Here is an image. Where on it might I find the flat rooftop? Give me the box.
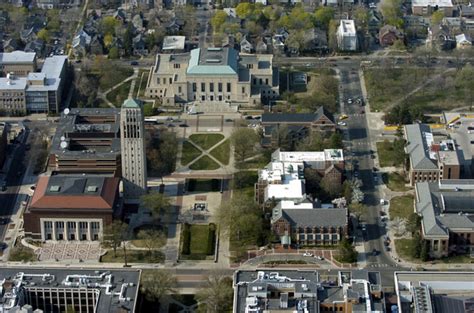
[0,268,140,313]
[50,108,121,158]
[339,19,356,35]
[162,36,185,50]
[412,0,453,7]
[0,51,36,64]
[272,149,344,162]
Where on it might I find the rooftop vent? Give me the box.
[207,47,222,51]
[50,185,61,192]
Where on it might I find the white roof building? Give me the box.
[337,20,357,51]
[162,36,186,51]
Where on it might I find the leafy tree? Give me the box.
[137,229,166,256]
[108,47,119,59]
[123,24,134,56]
[349,203,367,220]
[104,34,113,48]
[303,168,323,200]
[406,213,421,235]
[328,19,338,51]
[196,272,234,313]
[103,221,128,257]
[140,270,177,302]
[230,128,258,162]
[271,125,291,151]
[145,129,178,179]
[314,7,335,30]
[329,132,343,149]
[211,10,228,32]
[101,16,120,36]
[37,28,50,42]
[337,238,357,263]
[431,10,444,25]
[46,9,61,33]
[420,240,429,261]
[141,191,173,220]
[354,6,369,32]
[236,2,254,19]
[411,232,422,259]
[381,0,404,28]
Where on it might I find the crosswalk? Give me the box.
[367,263,390,268]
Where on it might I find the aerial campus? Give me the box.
[0,0,473,312]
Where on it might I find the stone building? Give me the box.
[145,47,279,107]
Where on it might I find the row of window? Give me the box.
[193,82,232,93]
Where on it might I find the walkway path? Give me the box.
[97,68,138,107]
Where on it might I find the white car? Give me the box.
[315,256,324,260]
[347,98,353,104]
[302,252,313,257]
[338,121,347,126]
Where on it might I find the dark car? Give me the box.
[225,118,233,122]
[0,218,9,225]
[179,123,188,127]
[130,61,139,66]
[372,249,378,256]
[1,183,7,192]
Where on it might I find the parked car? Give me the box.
[302,252,313,257]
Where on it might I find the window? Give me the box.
[218,83,222,92]
[201,95,205,101]
[210,83,214,92]
[169,77,172,84]
[178,86,182,93]
[227,83,231,92]
[253,78,257,85]
[192,83,197,92]
[219,95,222,101]
[210,95,214,101]
[157,77,160,84]
[247,64,253,69]
[242,87,246,94]
[173,63,180,69]
[201,83,205,92]
[259,78,262,85]
[265,78,269,85]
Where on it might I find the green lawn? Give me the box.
[235,154,270,170]
[383,172,411,192]
[190,225,212,255]
[438,255,474,264]
[209,140,230,165]
[106,80,132,107]
[97,66,134,91]
[181,141,202,166]
[189,134,225,150]
[376,141,405,168]
[189,155,220,170]
[181,224,216,259]
[394,238,421,263]
[100,249,164,263]
[390,195,415,221]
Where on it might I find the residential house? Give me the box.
[24,39,45,57]
[455,33,472,48]
[255,149,344,205]
[72,30,92,57]
[271,200,348,246]
[415,180,474,258]
[405,124,461,186]
[442,17,462,33]
[162,36,186,53]
[146,47,279,106]
[166,18,184,34]
[90,36,104,55]
[368,10,383,34]
[132,14,145,33]
[411,0,454,16]
[23,174,121,242]
[459,2,474,18]
[20,27,37,44]
[132,34,148,55]
[240,36,253,54]
[302,28,328,53]
[428,25,456,50]
[255,38,268,54]
[261,107,336,147]
[1,38,21,53]
[379,25,404,46]
[337,20,357,51]
[113,8,127,23]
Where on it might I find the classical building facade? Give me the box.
[23,175,120,242]
[145,47,279,106]
[120,99,147,201]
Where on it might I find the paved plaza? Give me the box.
[36,242,104,261]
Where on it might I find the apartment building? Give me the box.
[412,0,454,16]
[405,124,461,185]
[146,47,279,106]
[0,55,67,115]
[255,149,344,205]
[415,180,474,258]
[337,20,357,51]
[0,51,37,76]
[271,200,348,246]
[48,108,122,176]
[23,174,120,242]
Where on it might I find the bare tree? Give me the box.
[137,229,167,256]
[141,270,177,302]
[196,271,234,313]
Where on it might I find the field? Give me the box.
[390,195,415,221]
[181,141,202,166]
[189,155,220,170]
[106,80,132,107]
[209,140,230,165]
[189,134,225,150]
[383,172,411,192]
[180,224,216,260]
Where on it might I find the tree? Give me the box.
[328,19,338,51]
[123,24,134,57]
[336,238,357,263]
[103,221,128,258]
[271,125,291,151]
[411,232,422,259]
[211,10,228,33]
[431,10,444,25]
[37,28,50,42]
[236,2,254,19]
[329,132,343,149]
[321,175,342,199]
[196,271,234,313]
[101,16,120,36]
[141,192,173,220]
[137,229,166,256]
[140,270,177,302]
[349,203,367,220]
[420,240,429,261]
[381,0,404,28]
[104,34,114,48]
[406,213,422,235]
[108,47,119,59]
[143,103,157,116]
[230,128,258,163]
[354,6,369,33]
[146,129,178,179]
[314,7,335,30]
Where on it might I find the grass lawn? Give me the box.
[189,155,220,170]
[106,80,132,107]
[438,254,474,264]
[190,225,211,255]
[100,249,164,263]
[181,141,202,166]
[181,224,216,260]
[383,172,411,192]
[137,70,150,98]
[394,238,421,263]
[9,245,37,262]
[209,140,230,165]
[376,141,405,167]
[235,154,270,170]
[390,195,414,221]
[189,134,225,150]
[97,66,134,91]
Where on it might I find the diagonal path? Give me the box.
[185,137,227,168]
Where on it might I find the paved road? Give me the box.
[338,64,405,271]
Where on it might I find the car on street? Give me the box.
[338,121,347,126]
[0,218,9,225]
[315,256,324,260]
[167,123,175,127]
[372,249,378,256]
[1,182,6,192]
[225,118,233,122]
[130,61,139,66]
[179,123,188,127]
[347,98,353,104]
[339,114,348,120]
[302,252,313,257]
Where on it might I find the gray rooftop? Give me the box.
[45,175,108,196]
[41,55,67,79]
[50,108,121,159]
[415,181,474,238]
[0,51,36,64]
[405,124,438,170]
[272,204,348,228]
[0,268,140,313]
[262,107,335,124]
[187,47,238,75]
